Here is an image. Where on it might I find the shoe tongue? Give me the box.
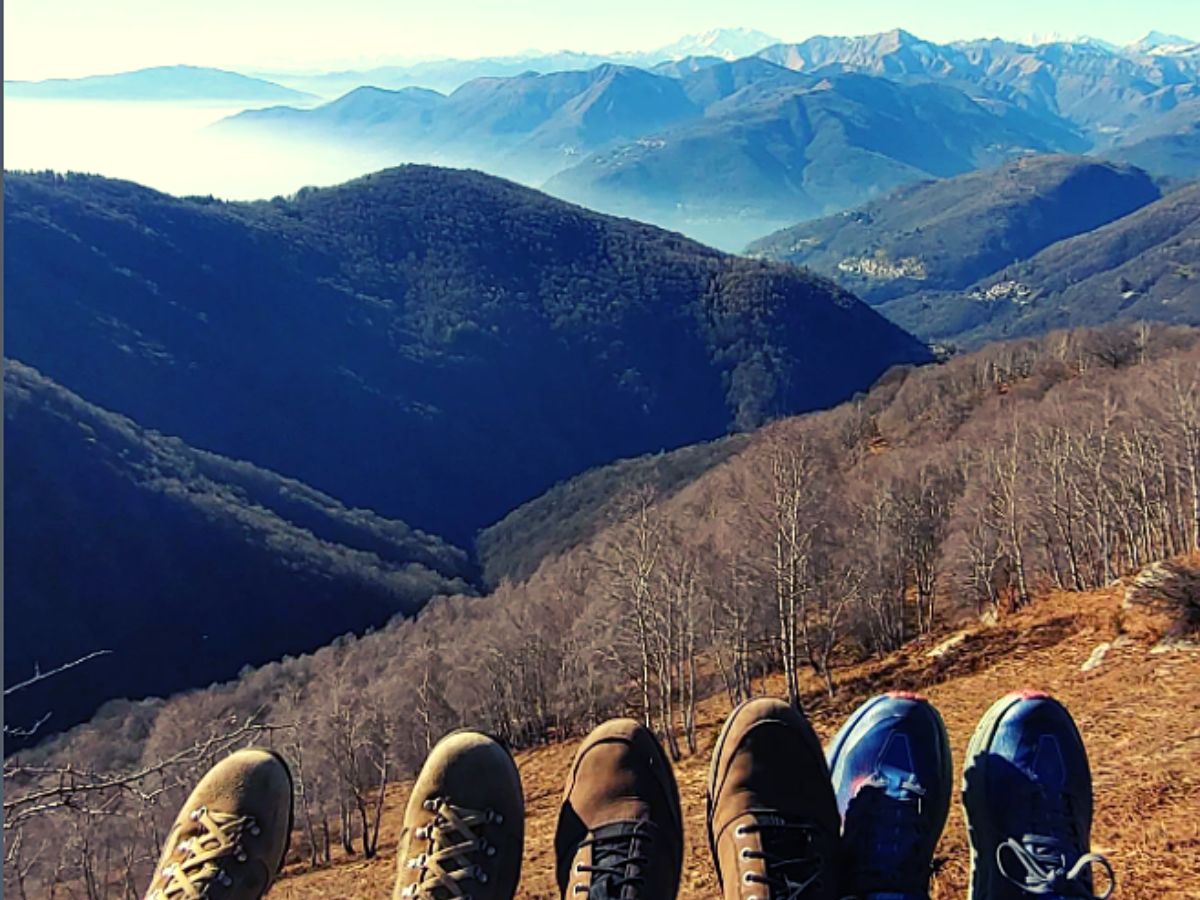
[586,821,656,900]
[843,779,927,897]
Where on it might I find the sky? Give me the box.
[5,0,1200,81]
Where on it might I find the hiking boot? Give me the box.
[826,692,952,899]
[144,748,293,900]
[394,730,524,900]
[707,698,839,900]
[555,719,683,899]
[962,692,1115,900]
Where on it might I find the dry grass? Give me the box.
[273,580,1200,900]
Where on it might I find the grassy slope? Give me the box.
[269,569,1200,900]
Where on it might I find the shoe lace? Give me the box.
[996,788,1115,899]
[736,819,826,900]
[573,822,654,898]
[843,773,930,894]
[152,806,260,900]
[401,797,501,900]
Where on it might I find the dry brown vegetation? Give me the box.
[266,572,1200,900]
[7,323,1200,897]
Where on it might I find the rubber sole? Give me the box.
[259,747,297,875]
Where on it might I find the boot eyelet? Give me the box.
[740,848,751,859]
[743,873,755,884]
[735,825,748,837]
[423,799,438,812]
[487,846,497,857]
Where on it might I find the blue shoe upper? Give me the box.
[827,693,952,900]
[966,693,1113,899]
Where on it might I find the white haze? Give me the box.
[3,99,400,200]
[2,99,779,250]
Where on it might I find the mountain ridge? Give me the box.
[4,359,475,741]
[747,156,1162,304]
[4,166,931,548]
[5,64,316,103]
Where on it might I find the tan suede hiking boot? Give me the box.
[707,699,840,900]
[144,748,293,900]
[393,730,525,900]
[554,719,683,900]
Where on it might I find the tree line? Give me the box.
[6,323,1200,898]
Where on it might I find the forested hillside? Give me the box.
[747,157,1161,303]
[4,167,930,548]
[882,182,1200,346]
[4,361,474,741]
[9,324,1198,897]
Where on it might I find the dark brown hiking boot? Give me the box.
[555,719,683,900]
[393,730,525,900]
[144,748,293,900]
[707,698,840,900]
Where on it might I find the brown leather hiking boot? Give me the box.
[393,730,525,900]
[555,719,683,900]
[144,748,293,900]
[707,699,840,900]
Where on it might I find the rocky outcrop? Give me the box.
[1124,559,1200,634]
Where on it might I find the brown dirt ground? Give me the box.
[273,579,1200,900]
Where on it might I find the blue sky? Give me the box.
[5,0,1200,80]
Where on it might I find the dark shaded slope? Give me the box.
[4,168,931,547]
[748,156,1161,303]
[476,434,749,586]
[3,361,474,742]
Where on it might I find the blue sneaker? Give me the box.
[827,692,952,900]
[962,692,1115,900]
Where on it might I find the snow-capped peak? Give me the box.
[650,28,783,62]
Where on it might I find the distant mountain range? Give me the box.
[1107,96,1200,180]
[5,359,474,740]
[221,55,1087,248]
[751,157,1200,347]
[753,29,1200,144]
[256,28,784,97]
[4,64,316,103]
[12,29,1200,248]
[208,28,1200,247]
